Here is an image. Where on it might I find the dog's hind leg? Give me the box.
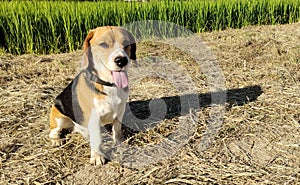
[49,105,74,146]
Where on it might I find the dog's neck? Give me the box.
[83,69,114,87]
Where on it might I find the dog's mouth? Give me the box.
[112,71,128,88]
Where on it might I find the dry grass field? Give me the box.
[1,22,299,184]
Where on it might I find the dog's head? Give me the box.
[82,26,136,88]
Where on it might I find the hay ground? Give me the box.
[1,22,300,184]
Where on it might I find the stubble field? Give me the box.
[0,22,299,184]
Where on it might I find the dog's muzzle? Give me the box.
[114,56,128,68]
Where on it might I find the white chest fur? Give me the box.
[93,86,129,125]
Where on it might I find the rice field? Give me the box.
[0,0,299,54]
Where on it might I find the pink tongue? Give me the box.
[112,71,128,88]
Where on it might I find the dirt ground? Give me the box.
[0,22,299,184]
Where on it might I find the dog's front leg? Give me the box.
[113,104,126,145]
[88,108,106,165]
[112,119,123,145]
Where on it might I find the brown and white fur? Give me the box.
[49,26,136,165]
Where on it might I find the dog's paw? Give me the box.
[50,138,63,146]
[90,154,105,166]
[113,137,122,145]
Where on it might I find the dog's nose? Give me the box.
[114,56,128,68]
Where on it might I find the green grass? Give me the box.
[0,0,299,54]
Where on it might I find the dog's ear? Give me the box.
[82,29,95,68]
[128,32,137,60]
[130,42,137,60]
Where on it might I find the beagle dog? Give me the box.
[49,26,136,165]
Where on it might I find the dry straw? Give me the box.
[1,22,300,184]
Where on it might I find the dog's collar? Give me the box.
[83,69,115,87]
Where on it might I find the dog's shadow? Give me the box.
[120,85,263,138]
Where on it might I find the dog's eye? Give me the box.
[99,42,109,48]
